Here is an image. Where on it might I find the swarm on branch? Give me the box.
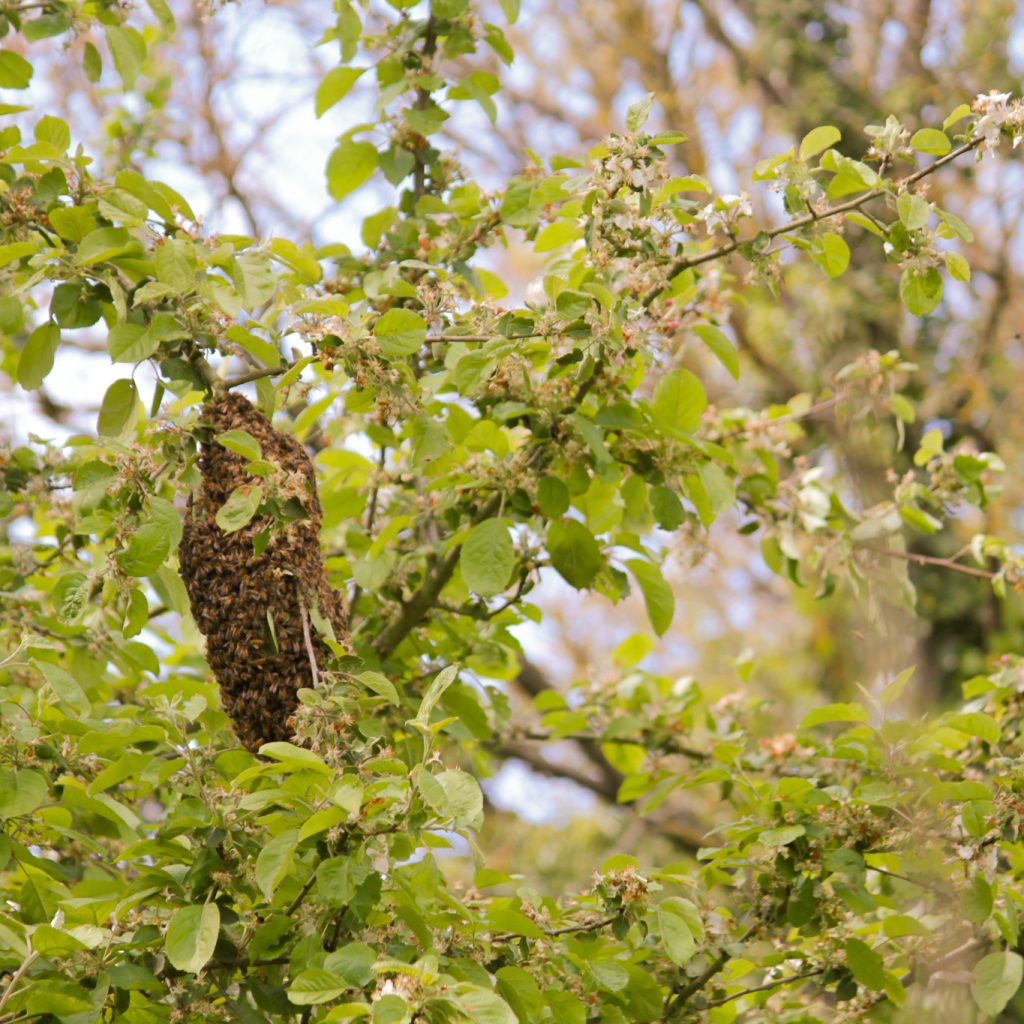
[179,393,349,751]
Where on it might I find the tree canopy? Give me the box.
[3,1,1024,1022]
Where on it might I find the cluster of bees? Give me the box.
[179,393,349,751]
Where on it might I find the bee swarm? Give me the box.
[179,392,349,751]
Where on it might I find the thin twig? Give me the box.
[704,967,824,1008]
[0,951,39,1016]
[870,866,953,898]
[492,915,618,942]
[284,872,319,918]
[298,600,320,689]
[858,543,995,580]
[519,730,707,762]
[350,444,388,622]
[661,928,755,1021]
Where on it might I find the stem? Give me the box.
[0,951,39,1016]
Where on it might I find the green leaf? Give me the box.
[156,238,199,292]
[83,41,102,82]
[534,220,581,252]
[99,188,149,226]
[487,906,546,939]
[255,829,299,899]
[799,125,841,161]
[899,266,942,315]
[35,115,70,152]
[897,192,931,230]
[460,518,515,597]
[693,324,739,380]
[413,665,459,727]
[17,322,61,390]
[116,523,171,577]
[548,519,604,589]
[944,250,971,282]
[216,430,263,462]
[910,128,951,155]
[800,702,867,728]
[259,742,332,773]
[325,943,376,986]
[685,463,734,527]
[373,995,410,1024]
[355,671,400,705]
[943,104,972,130]
[435,770,484,829]
[36,661,88,713]
[657,897,702,966]
[98,379,139,437]
[760,824,805,847]
[809,231,850,278]
[105,24,146,88]
[52,570,90,623]
[0,768,48,818]
[537,476,570,517]
[215,484,263,533]
[316,66,365,118]
[374,308,427,359]
[453,989,516,1024]
[496,966,544,1024]
[76,226,138,265]
[326,139,378,201]
[25,982,93,1017]
[626,92,655,133]
[625,559,674,635]
[652,368,706,435]
[288,969,350,1006]
[165,904,219,973]
[880,665,914,706]
[945,712,1000,745]
[972,951,1023,1016]
[845,938,885,991]
[0,50,33,89]
[108,323,156,363]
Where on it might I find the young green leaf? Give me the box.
[460,518,515,597]
[799,125,841,160]
[164,904,219,974]
[326,139,377,201]
[625,559,675,635]
[374,308,427,359]
[215,484,263,533]
[17,322,61,390]
[972,951,1023,1017]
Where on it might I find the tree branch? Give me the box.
[642,135,985,305]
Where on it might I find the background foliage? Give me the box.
[4,0,1024,1021]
